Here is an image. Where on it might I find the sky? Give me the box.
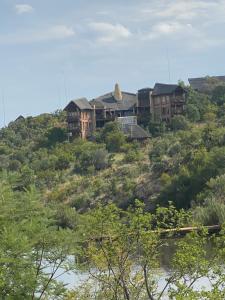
[1,0,225,127]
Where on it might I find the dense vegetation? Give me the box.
[1,85,225,298]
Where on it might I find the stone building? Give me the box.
[150,83,186,122]
[64,98,95,139]
[63,82,186,140]
[90,83,137,128]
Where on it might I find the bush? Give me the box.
[211,85,225,106]
[123,149,142,163]
[74,142,110,174]
[185,104,200,122]
[105,131,126,152]
[92,149,110,170]
[101,122,121,141]
[171,115,189,131]
[46,127,67,147]
[55,156,70,170]
[8,160,21,171]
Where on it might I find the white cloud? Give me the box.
[44,25,75,40]
[0,25,75,45]
[145,21,193,40]
[89,22,132,44]
[15,4,34,14]
[141,0,218,21]
[156,1,217,20]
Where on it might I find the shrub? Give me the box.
[46,127,67,147]
[211,85,225,106]
[185,104,200,122]
[92,148,110,170]
[124,150,142,163]
[8,160,21,171]
[105,131,126,152]
[171,115,189,131]
[55,156,70,170]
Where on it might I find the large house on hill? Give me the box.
[64,98,95,139]
[64,82,186,140]
[150,83,186,122]
[90,83,137,128]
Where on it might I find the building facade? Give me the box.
[64,98,95,139]
[64,83,186,140]
[150,83,186,122]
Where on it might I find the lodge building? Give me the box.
[64,82,186,140]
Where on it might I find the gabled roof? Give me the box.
[90,91,137,111]
[15,115,25,121]
[121,124,150,140]
[64,98,93,111]
[152,83,182,96]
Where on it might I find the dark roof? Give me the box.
[15,115,25,121]
[138,87,153,92]
[188,76,225,93]
[90,91,137,111]
[64,98,93,111]
[121,124,150,140]
[152,83,182,96]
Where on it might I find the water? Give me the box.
[55,241,220,298]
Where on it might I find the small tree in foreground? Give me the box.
[69,202,225,300]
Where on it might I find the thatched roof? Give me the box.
[152,83,184,96]
[64,98,93,111]
[90,91,137,111]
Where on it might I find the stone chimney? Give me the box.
[113,83,123,101]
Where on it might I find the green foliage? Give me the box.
[171,115,190,131]
[45,127,67,147]
[186,103,200,122]
[148,121,166,137]
[71,203,225,299]
[0,179,76,299]
[100,122,126,152]
[74,142,110,174]
[211,85,225,106]
[186,88,212,120]
[105,131,126,152]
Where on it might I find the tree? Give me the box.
[185,104,200,122]
[105,131,126,152]
[69,202,225,299]
[0,179,76,299]
[171,115,189,131]
[212,85,225,106]
[46,127,67,147]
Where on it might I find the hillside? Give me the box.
[1,86,225,298]
[1,86,225,227]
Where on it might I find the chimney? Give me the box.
[114,83,122,101]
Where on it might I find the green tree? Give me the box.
[211,85,225,106]
[0,179,76,299]
[185,104,200,122]
[171,115,189,131]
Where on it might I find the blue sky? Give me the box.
[1,0,225,127]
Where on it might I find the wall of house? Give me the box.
[151,95,171,122]
[80,111,93,139]
[150,92,185,122]
[170,93,186,116]
[137,89,151,116]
